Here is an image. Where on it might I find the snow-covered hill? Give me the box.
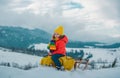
[0,64,120,78]
[29,43,120,63]
[0,26,51,48]
[0,47,42,71]
[0,47,120,78]
[28,43,48,50]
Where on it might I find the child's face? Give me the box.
[53,33,60,38]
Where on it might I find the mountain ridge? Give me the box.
[0,26,120,49]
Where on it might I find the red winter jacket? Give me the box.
[52,35,68,55]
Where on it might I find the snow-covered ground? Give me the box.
[28,43,120,68]
[0,49,41,66]
[0,65,120,78]
[28,43,48,50]
[29,43,120,61]
[67,48,120,61]
[0,47,120,78]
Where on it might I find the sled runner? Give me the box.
[74,53,93,70]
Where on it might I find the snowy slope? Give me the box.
[67,48,119,62]
[0,49,41,67]
[28,43,48,50]
[30,43,119,58]
[0,65,120,78]
[0,48,120,78]
[29,43,120,64]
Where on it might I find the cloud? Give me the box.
[0,0,120,43]
[62,1,83,10]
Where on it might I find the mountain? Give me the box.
[67,41,120,48]
[0,26,51,49]
[67,41,102,48]
[95,43,120,48]
[0,26,120,49]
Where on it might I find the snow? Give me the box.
[0,47,120,78]
[0,50,41,66]
[28,43,48,50]
[67,48,120,66]
[29,43,120,62]
[0,66,120,78]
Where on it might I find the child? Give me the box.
[47,26,68,70]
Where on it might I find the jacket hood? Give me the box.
[61,35,68,43]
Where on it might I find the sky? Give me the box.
[0,0,120,43]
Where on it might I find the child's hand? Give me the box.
[48,52,52,56]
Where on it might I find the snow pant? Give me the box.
[51,54,64,68]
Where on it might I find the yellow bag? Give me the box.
[40,56,55,66]
[40,56,75,71]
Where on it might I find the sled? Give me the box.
[40,55,75,71]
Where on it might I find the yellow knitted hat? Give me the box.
[54,26,64,35]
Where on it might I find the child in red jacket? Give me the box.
[47,26,68,70]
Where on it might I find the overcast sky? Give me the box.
[0,0,120,43]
